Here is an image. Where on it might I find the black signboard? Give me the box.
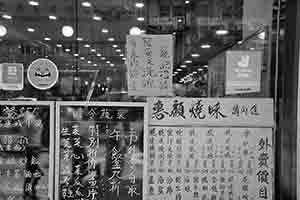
[0,101,54,200]
[55,102,147,200]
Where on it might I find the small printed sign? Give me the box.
[226,51,262,94]
[0,63,24,91]
[27,58,59,90]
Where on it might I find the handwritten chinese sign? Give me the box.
[126,34,174,96]
[148,98,274,127]
[144,127,273,200]
[55,102,147,200]
[0,101,54,200]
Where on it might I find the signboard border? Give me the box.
[0,101,55,200]
[54,101,148,200]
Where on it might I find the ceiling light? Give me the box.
[2,14,12,20]
[97,53,101,57]
[49,15,57,20]
[87,60,92,64]
[185,0,190,4]
[191,53,200,58]
[113,44,118,48]
[28,1,39,6]
[238,41,243,44]
[135,2,144,8]
[80,57,85,60]
[93,15,102,21]
[174,72,178,74]
[119,54,124,57]
[84,44,90,48]
[0,25,7,37]
[106,61,111,64]
[27,28,35,32]
[56,44,62,48]
[101,57,106,60]
[65,48,71,52]
[77,37,83,41]
[178,19,183,23]
[108,37,115,42]
[101,28,109,33]
[180,65,187,68]
[122,57,126,60]
[130,26,142,35]
[82,1,92,7]
[192,71,197,74]
[204,65,208,68]
[137,17,145,21]
[198,68,203,71]
[93,63,97,66]
[176,68,183,71]
[116,49,121,52]
[85,81,89,85]
[201,44,211,49]
[250,47,255,50]
[110,63,115,67]
[62,25,74,37]
[91,49,96,52]
[185,60,192,64]
[44,37,51,41]
[216,29,229,35]
[74,53,79,57]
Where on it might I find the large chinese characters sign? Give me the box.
[0,101,54,200]
[55,102,147,200]
[145,98,274,200]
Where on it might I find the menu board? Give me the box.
[126,34,174,97]
[55,102,147,200]
[145,98,274,200]
[0,101,54,200]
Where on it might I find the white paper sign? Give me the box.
[126,35,173,96]
[144,127,273,200]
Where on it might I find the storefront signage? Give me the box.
[126,34,174,96]
[0,101,54,200]
[27,59,59,90]
[226,51,262,95]
[0,63,24,91]
[148,97,274,127]
[55,102,147,200]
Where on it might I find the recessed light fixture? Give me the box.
[250,47,255,50]
[191,53,200,58]
[201,44,211,49]
[106,61,111,64]
[27,28,35,32]
[2,14,12,20]
[0,25,7,37]
[101,57,106,60]
[185,0,190,4]
[93,15,102,21]
[135,2,144,8]
[192,71,197,74]
[74,53,79,57]
[93,63,97,66]
[49,15,57,20]
[56,44,62,48]
[82,1,92,7]
[129,26,142,35]
[180,65,187,68]
[77,37,83,41]
[65,48,71,52]
[185,60,192,64]
[28,1,39,6]
[216,29,229,35]
[137,17,145,21]
[178,19,183,23]
[84,44,90,48]
[110,63,115,67]
[87,60,92,64]
[62,25,74,37]
[116,49,121,52]
[101,28,109,33]
[44,37,51,41]
[91,49,96,52]
[108,37,115,42]
[122,57,126,61]
[174,72,178,74]
[97,53,101,57]
[80,57,85,60]
[119,54,124,57]
[204,65,208,68]
[113,44,118,48]
[176,68,183,71]
[198,68,203,71]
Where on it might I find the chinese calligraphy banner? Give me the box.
[126,34,174,96]
[0,101,54,200]
[55,102,147,200]
[144,127,273,200]
[148,98,274,127]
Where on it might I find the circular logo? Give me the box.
[27,58,59,90]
